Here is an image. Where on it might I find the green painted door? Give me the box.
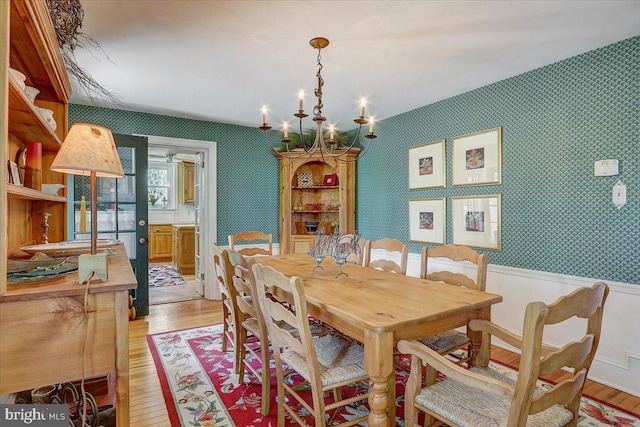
[70,134,149,316]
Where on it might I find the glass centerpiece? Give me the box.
[308,228,361,278]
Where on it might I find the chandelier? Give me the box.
[259,37,377,162]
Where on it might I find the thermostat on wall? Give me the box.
[594,159,619,176]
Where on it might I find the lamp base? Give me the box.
[78,253,108,283]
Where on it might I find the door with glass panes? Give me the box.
[71,134,149,316]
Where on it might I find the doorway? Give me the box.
[143,135,218,304]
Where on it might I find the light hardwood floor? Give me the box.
[129,299,640,426]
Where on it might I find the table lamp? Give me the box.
[51,123,124,283]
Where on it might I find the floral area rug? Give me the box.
[148,324,640,427]
[149,263,187,287]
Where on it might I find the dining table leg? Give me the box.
[364,329,395,427]
[468,306,491,368]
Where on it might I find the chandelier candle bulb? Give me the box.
[298,89,304,111]
[261,105,268,125]
[369,117,375,133]
[283,122,289,138]
[360,97,366,117]
[329,125,335,140]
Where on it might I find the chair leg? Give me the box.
[237,329,247,381]
[404,356,422,427]
[221,306,229,352]
[275,358,286,427]
[260,340,271,415]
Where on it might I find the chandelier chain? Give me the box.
[313,48,324,119]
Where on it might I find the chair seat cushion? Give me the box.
[419,330,470,354]
[414,366,573,427]
[241,317,261,339]
[281,334,367,387]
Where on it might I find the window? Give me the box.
[148,160,176,209]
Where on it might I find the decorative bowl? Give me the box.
[8,68,26,90]
[37,107,57,131]
[41,183,65,195]
[305,221,320,233]
[24,85,40,103]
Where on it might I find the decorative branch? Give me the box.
[47,0,125,106]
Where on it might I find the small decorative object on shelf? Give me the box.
[297,173,313,187]
[323,173,338,186]
[24,141,43,190]
[308,229,362,278]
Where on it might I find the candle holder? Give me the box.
[41,212,52,244]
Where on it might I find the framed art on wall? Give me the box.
[452,127,501,186]
[409,198,446,244]
[452,194,501,250]
[408,139,445,190]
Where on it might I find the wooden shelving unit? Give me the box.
[3,0,71,297]
[278,150,358,254]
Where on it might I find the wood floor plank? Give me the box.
[128,298,639,425]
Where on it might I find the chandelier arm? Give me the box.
[317,124,364,159]
[263,130,310,160]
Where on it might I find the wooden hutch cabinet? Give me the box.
[278,150,357,254]
[1,2,136,426]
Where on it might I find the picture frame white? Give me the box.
[452,127,501,186]
[409,197,446,244]
[452,194,501,250]
[8,160,22,186]
[408,139,446,190]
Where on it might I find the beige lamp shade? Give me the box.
[51,123,124,177]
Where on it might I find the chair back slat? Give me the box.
[528,369,586,415]
[426,271,478,289]
[421,244,488,291]
[229,231,273,256]
[539,335,594,376]
[545,282,608,324]
[365,238,409,274]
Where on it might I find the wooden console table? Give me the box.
[0,243,137,426]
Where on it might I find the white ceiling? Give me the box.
[70,1,640,131]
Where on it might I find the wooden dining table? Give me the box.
[252,253,503,427]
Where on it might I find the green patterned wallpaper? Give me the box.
[68,106,281,243]
[356,35,639,284]
[70,35,638,284]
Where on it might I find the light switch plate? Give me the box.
[613,180,626,209]
[594,159,619,176]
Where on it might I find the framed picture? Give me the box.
[409,198,446,244]
[452,194,501,250]
[408,139,445,190]
[323,174,338,186]
[8,161,22,186]
[452,127,501,186]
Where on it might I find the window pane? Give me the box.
[118,147,135,174]
[149,167,169,186]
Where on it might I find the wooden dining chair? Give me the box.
[212,244,240,366]
[398,281,609,427]
[364,237,409,274]
[227,250,272,415]
[251,262,370,427]
[417,244,488,366]
[228,231,273,256]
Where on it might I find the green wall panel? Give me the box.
[356,36,639,284]
[68,105,280,244]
